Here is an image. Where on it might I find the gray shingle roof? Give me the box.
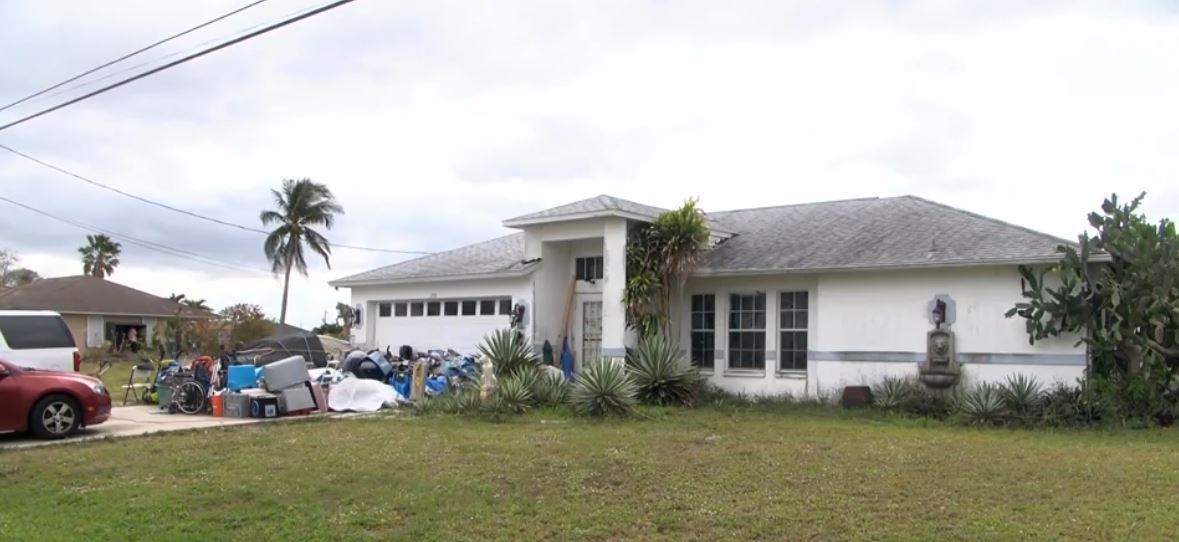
[0,276,211,318]
[696,196,1070,274]
[330,233,534,285]
[503,194,668,226]
[332,195,1073,286]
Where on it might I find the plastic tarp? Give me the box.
[328,377,399,412]
[236,333,329,368]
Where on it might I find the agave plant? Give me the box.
[496,376,534,414]
[571,360,638,417]
[477,329,538,379]
[958,383,1007,426]
[627,335,700,406]
[999,374,1043,420]
[533,372,571,407]
[872,376,915,410]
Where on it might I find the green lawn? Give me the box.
[2,407,1178,540]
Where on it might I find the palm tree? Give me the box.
[260,178,344,324]
[79,234,122,278]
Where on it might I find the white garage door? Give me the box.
[373,298,513,355]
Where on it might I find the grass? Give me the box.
[2,406,1179,540]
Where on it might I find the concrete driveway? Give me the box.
[0,405,264,450]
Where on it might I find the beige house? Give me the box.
[0,275,209,350]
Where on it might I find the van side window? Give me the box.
[0,316,76,349]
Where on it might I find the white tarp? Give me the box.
[328,377,399,412]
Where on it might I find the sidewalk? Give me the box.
[1,405,266,450]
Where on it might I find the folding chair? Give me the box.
[122,362,155,406]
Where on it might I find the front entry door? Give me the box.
[581,301,603,369]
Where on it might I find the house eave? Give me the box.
[330,267,537,288]
[690,254,1110,278]
[502,210,657,228]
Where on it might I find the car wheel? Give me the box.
[30,394,82,440]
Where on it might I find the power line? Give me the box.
[0,0,360,133]
[0,0,270,114]
[0,194,270,275]
[0,142,433,255]
[11,1,328,111]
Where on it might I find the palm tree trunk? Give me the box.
[279,250,294,324]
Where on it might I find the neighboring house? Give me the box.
[0,275,209,350]
[330,195,1086,396]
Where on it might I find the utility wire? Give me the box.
[0,0,359,133]
[0,194,269,275]
[0,0,270,114]
[12,1,328,111]
[0,142,433,255]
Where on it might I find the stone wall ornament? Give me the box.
[919,295,961,388]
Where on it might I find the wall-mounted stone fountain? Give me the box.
[919,295,961,388]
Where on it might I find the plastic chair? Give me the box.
[121,362,155,405]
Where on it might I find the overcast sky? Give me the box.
[1,0,1177,329]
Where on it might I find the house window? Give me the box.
[690,294,715,370]
[575,256,604,281]
[779,292,809,372]
[499,299,512,315]
[444,301,459,316]
[410,302,424,317]
[378,303,391,318]
[728,292,765,370]
[480,299,496,315]
[427,301,441,316]
[461,300,477,316]
[394,303,407,317]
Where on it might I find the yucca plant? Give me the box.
[496,376,534,414]
[477,329,538,379]
[571,360,638,417]
[999,374,1043,422]
[533,372,571,407]
[958,383,1007,426]
[872,376,915,410]
[627,335,700,406]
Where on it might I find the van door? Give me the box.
[0,315,78,372]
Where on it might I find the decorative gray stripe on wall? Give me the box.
[809,351,1086,366]
[601,347,627,358]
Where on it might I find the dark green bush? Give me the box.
[571,361,637,417]
[627,335,700,406]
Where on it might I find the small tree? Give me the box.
[1007,193,1179,397]
[79,234,122,278]
[0,249,39,288]
[220,303,274,344]
[624,199,711,338]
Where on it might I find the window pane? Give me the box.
[480,300,496,315]
[781,331,793,351]
[780,292,793,310]
[780,312,794,329]
[704,295,714,311]
[691,313,703,330]
[0,316,75,349]
[444,301,458,316]
[797,310,808,329]
[410,302,424,316]
[797,292,808,310]
[703,313,714,329]
[499,299,512,315]
[692,295,703,312]
[754,312,765,329]
[796,331,807,351]
[755,293,765,311]
[378,303,391,317]
[730,294,741,311]
[795,351,808,370]
[461,301,477,316]
[394,303,407,317]
[427,302,440,316]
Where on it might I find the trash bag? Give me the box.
[328,377,397,412]
[425,375,448,396]
[389,372,411,399]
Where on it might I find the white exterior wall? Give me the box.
[679,266,1086,397]
[348,277,531,355]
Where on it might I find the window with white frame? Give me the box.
[394,303,407,317]
[779,291,808,372]
[410,302,424,316]
[728,292,766,370]
[690,294,715,370]
[378,303,391,317]
[575,256,604,281]
[461,300,477,316]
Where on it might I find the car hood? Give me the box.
[20,368,102,387]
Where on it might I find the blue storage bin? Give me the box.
[227,364,259,391]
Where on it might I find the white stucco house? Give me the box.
[329,194,1085,397]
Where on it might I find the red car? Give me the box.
[0,359,111,439]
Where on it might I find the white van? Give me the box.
[0,310,80,372]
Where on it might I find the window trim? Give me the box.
[778,291,809,373]
[575,256,604,282]
[727,292,766,371]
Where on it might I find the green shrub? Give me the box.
[627,335,700,406]
[902,385,957,420]
[477,329,538,379]
[872,376,916,410]
[958,383,1007,426]
[999,374,1043,423]
[496,376,534,414]
[571,361,637,417]
[533,372,571,407]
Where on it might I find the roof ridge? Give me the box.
[708,196,883,216]
[901,195,1075,246]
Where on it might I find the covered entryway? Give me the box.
[572,295,602,370]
